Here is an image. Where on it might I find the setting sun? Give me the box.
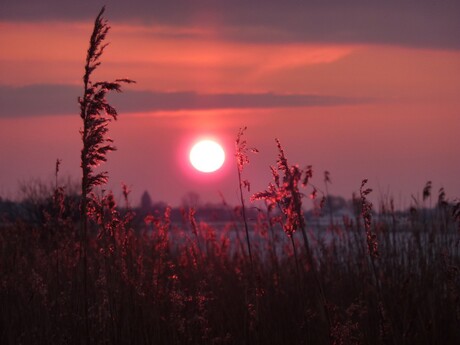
[189,139,225,173]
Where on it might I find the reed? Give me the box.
[78,6,134,343]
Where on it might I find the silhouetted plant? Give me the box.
[453,200,460,232]
[79,6,135,222]
[252,138,333,341]
[235,127,258,268]
[251,139,305,237]
[360,180,379,259]
[324,170,334,226]
[360,179,393,344]
[423,180,432,202]
[78,6,134,341]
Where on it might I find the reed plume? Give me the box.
[78,7,134,342]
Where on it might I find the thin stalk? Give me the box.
[235,127,257,270]
[237,166,254,269]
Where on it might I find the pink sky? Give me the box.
[1,2,459,208]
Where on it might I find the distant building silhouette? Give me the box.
[140,190,152,211]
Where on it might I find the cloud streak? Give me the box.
[1,0,459,50]
[0,84,369,118]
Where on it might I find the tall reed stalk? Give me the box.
[78,6,134,342]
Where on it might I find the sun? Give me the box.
[189,140,225,173]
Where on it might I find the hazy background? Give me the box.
[1,0,459,208]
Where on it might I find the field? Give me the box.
[1,177,459,345]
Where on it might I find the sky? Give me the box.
[1,0,459,209]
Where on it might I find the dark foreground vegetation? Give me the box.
[1,7,459,345]
[1,178,460,345]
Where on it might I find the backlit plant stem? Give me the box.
[235,127,257,269]
[79,6,134,343]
